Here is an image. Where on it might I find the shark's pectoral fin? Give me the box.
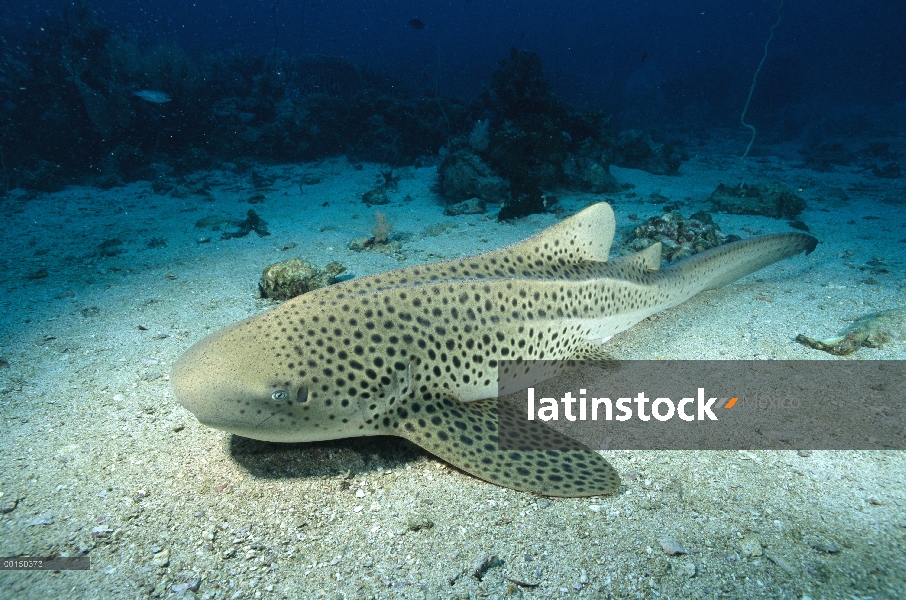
[394,394,620,497]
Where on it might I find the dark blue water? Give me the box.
[4,0,904,113]
[1,0,904,190]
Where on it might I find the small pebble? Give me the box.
[27,514,53,526]
[681,561,696,577]
[808,539,840,553]
[472,554,501,580]
[766,551,796,574]
[658,537,687,556]
[740,535,763,557]
[151,548,170,567]
[355,489,365,498]
[406,514,434,532]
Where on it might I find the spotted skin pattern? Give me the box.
[172,203,817,497]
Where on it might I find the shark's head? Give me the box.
[171,308,360,443]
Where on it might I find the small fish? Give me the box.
[408,18,425,30]
[131,90,172,104]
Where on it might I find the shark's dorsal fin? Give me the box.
[629,242,662,271]
[482,202,616,266]
[331,203,617,295]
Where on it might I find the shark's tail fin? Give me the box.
[668,232,817,292]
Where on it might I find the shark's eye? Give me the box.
[271,390,288,402]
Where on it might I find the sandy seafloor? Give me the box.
[1,132,904,599]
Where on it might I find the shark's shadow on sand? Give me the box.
[226,434,428,482]
[226,395,616,489]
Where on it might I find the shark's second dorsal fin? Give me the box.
[485,202,616,266]
[630,242,662,271]
[601,241,662,279]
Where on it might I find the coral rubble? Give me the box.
[709,182,806,219]
[259,259,346,301]
[622,211,732,264]
[221,210,270,239]
[796,308,905,356]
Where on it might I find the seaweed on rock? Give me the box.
[0,6,682,201]
[437,48,660,219]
